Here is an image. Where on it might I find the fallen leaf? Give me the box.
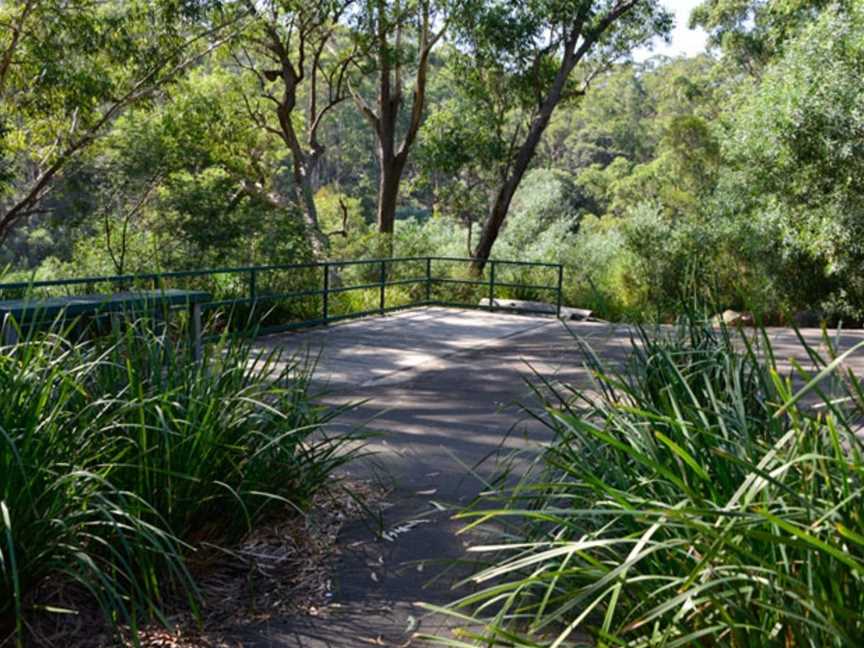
[405,615,418,633]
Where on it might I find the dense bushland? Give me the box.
[0,324,356,644]
[434,318,864,646]
[4,1,864,325]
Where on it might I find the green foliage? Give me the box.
[17,67,314,277]
[4,0,864,327]
[317,185,377,260]
[494,170,582,297]
[433,317,864,646]
[718,2,864,320]
[0,323,356,643]
[0,0,235,239]
[416,78,507,227]
[393,216,465,259]
[691,0,842,70]
[541,64,655,170]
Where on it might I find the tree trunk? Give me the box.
[469,2,639,274]
[308,144,325,191]
[376,151,407,234]
[278,91,328,257]
[471,105,559,274]
[289,149,327,256]
[374,4,400,236]
[351,0,442,241]
[470,44,581,274]
[295,182,328,257]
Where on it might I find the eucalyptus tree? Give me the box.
[348,0,449,237]
[0,0,240,243]
[448,0,672,272]
[691,0,843,73]
[233,0,360,256]
[416,54,510,253]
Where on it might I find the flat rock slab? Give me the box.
[478,298,592,320]
[240,311,864,647]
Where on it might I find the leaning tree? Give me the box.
[451,0,672,272]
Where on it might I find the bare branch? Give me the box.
[397,0,445,158]
[326,194,351,237]
[105,178,159,275]
[348,80,382,134]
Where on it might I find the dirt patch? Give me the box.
[14,481,385,648]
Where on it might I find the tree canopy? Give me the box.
[2,0,863,324]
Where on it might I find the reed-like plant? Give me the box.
[0,320,357,644]
[433,319,864,647]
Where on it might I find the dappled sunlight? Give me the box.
[254,309,864,486]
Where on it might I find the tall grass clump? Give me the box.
[436,318,864,646]
[0,321,357,644]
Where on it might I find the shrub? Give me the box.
[433,317,864,646]
[0,323,356,644]
[718,3,864,321]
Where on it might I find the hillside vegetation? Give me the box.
[2,1,862,323]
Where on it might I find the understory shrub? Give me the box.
[0,323,356,644]
[560,203,786,323]
[434,317,864,646]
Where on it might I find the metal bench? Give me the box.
[0,289,211,359]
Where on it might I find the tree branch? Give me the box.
[0,0,37,97]
[0,18,242,239]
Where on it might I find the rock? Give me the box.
[713,309,755,327]
[478,298,592,321]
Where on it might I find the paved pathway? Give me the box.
[236,308,864,647]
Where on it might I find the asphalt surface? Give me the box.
[236,308,864,647]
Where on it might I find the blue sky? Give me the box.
[635,0,710,60]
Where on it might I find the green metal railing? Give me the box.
[0,256,564,335]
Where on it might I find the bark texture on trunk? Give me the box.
[376,151,407,234]
[246,0,355,258]
[282,109,328,256]
[471,112,554,272]
[272,77,327,256]
[352,0,443,237]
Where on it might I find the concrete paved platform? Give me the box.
[255,307,557,388]
[234,309,864,647]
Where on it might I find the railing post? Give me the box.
[322,263,329,323]
[379,260,386,314]
[556,264,564,319]
[249,268,258,305]
[425,257,432,304]
[489,261,496,312]
[152,275,164,333]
